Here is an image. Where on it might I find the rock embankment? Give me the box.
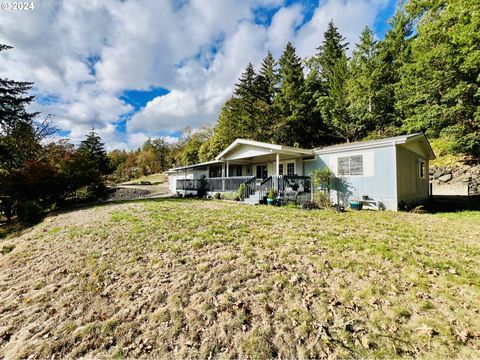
[430,164,480,195]
[106,187,152,201]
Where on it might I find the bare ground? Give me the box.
[0,199,479,359]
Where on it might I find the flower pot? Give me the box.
[267,198,274,206]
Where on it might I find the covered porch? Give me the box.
[167,139,314,203]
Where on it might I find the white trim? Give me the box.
[315,133,435,160]
[215,138,313,160]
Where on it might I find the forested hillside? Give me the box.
[177,0,479,165]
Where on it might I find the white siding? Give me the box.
[327,151,374,177]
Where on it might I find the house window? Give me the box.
[279,163,284,175]
[337,155,364,176]
[256,165,267,179]
[209,165,222,178]
[350,155,363,175]
[419,160,426,179]
[337,157,350,176]
[229,165,242,176]
[287,162,295,176]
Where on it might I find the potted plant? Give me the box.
[267,188,276,206]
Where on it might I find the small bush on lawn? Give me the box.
[301,201,318,210]
[313,191,330,208]
[223,192,240,201]
[17,200,45,224]
[214,192,222,200]
[238,183,245,201]
[197,175,208,198]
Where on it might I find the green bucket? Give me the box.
[349,201,363,211]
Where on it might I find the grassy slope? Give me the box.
[0,200,479,359]
[120,173,167,185]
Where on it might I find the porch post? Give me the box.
[275,153,280,176]
[222,162,225,191]
[226,161,229,177]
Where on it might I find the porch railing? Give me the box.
[244,176,257,199]
[176,177,254,193]
[259,176,273,200]
[207,176,253,192]
[176,178,202,191]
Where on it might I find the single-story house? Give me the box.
[167,133,435,210]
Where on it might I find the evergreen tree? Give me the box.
[317,53,361,142]
[313,23,359,141]
[234,63,258,119]
[274,42,306,146]
[256,51,278,104]
[316,20,348,85]
[0,44,41,173]
[77,129,111,175]
[374,11,412,135]
[347,26,380,136]
[397,0,480,156]
[252,52,279,142]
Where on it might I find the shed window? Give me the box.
[287,162,295,175]
[337,155,364,176]
[419,160,426,179]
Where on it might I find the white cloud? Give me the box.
[295,0,389,58]
[267,4,304,54]
[0,0,391,149]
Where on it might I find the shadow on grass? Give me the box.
[426,195,480,213]
[0,195,183,239]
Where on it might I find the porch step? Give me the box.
[244,191,261,205]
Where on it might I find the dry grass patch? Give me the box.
[0,199,479,358]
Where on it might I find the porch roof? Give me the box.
[215,139,313,161]
[166,160,223,174]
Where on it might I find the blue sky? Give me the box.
[0,0,397,149]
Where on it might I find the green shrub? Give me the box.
[223,192,240,201]
[267,188,276,199]
[238,183,245,201]
[197,175,208,198]
[17,200,44,224]
[214,192,222,200]
[313,191,331,208]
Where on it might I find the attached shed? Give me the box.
[304,133,435,210]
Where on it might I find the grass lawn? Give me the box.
[0,199,479,358]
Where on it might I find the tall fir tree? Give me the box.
[256,51,278,104]
[347,26,380,137]
[0,44,41,173]
[374,11,412,135]
[273,42,306,146]
[234,63,258,119]
[315,20,349,85]
[77,129,111,175]
[253,52,279,142]
[313,22,359,141]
